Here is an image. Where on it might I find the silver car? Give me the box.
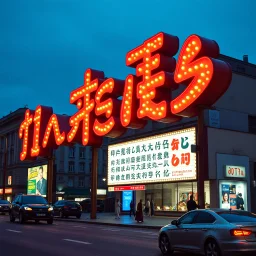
[159,209,256,255]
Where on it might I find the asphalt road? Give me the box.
[0,214,194,256]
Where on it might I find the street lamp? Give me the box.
[0,135,7,200]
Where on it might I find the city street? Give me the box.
[0,214,159,256]
[0,214,196,256]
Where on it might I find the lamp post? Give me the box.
[0,135,7,200]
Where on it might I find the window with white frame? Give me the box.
[79,162,85,172]
[79,147,85,158]
[69,147,75,158]
[68,161,75,173]
[78,177,85,187]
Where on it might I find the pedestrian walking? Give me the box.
[150,199,154,216]
[135,199,143,222]
[115,199,121,219]
[187,195,199,211]
[145,198,150,216]
[129,200,135,217]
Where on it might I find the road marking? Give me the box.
[101,228,120,232]
[6,229,22,233]
[132,230,156,234]
[73,225,87,228]
[63,239,91,245]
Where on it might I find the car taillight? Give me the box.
[63,206,68,209]
[230,229,252,236]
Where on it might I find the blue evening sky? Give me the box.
[0,0,255,118]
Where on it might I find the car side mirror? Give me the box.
[171,220,179,226]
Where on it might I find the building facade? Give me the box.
[108,54,256,215]
[0,109,108,202]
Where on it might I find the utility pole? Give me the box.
[90,147,98,219]
[197,108,208,209]
[47,149,54,204]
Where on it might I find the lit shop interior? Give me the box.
[133,181,210,213]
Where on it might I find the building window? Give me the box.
[79,162,85,172]
[68,177,74,187]
[145,182,198,212]
[68,161,75,173]
[69,147,75,158]
[78,177,85,187]
[57,175,64,182]
[79,147,85,159]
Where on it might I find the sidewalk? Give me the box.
[54,212,177,230]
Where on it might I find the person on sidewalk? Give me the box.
[115,199,121,219]
[129,200,135,217]
[135,199,143,223]
[187,195,199,212]
[150,199,154,216]
[145,199,150,216]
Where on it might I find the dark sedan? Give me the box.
[53,200,82,218]
[9,194,54,224]
[80,199,104,213]
[0,200,11,215]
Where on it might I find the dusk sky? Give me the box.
[0,0,255,118]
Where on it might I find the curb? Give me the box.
[54,217,162,230]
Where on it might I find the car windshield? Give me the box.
[218,211,256,223]
[22,196,47,204]
[0,200,9,204]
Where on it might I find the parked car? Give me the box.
[9,194,54,224]
[53,200,82,218]
[158,208,256,256]
[80,199,104,212]
[0,200,11,215]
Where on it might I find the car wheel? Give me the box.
[9,213,15,222]
[47,219,53,225]
[76,214,81,219]
[205,239,221,256]
[19,212,24,224]
[159,234,173,255]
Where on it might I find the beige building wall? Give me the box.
[214,73,256,115]
[207,127,256,210]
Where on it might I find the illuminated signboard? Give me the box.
[0,188,12,194]
[108,185,146,191]
[122,191,133,211]
[27,165,48,197]
[108,128,196,186]
[225,165,246,178]
[19,32,232,161]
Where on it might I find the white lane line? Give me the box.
[6,229,22,233]
[63,239,91,245]
[132,230,156,234]
[101,228,120,232]
[73,226,87,229]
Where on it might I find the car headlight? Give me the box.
[0,206,2,208]
[24,207,32,211]
[48,207,53,212]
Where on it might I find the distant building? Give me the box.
[0,109,108,202]
[108,54,256,215]
[1,54,256,215]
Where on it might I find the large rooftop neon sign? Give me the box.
[19,32,232,161]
